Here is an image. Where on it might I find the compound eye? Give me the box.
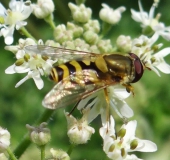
[129,53,144,83]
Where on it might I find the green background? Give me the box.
[0,0,170,159]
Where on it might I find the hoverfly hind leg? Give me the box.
[68,99,81,116]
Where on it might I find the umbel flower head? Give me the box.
[131,0,170,41]
[100,116,157,160]
[5,38,55,89]
[0,0,32,45]
[131,34,170,76]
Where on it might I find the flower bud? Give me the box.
[83,31,98,45]
[26,122,51,146]
[67,22,83,38]
[116,35,132,52]
[0,127,10,153]
[97,39,113,53]
[74,38,90,51]
[45,40,60,47]
[68,3,92,23]
[54,24,73,44]
[99,3,126,24]
[32,0,55,19]
[83,20,100,33]
[50,148,70,160]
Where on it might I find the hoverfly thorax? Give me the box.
[103,53,144,84]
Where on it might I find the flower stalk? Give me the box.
[6,147,18,160]
[19,27,37,43]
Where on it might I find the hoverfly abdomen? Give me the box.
[49,60,101,83]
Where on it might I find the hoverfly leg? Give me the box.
[123,83,134,96]
[104,88,110,133]
[68,99,81,116]
[122,116,129,124]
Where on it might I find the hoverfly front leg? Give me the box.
[123,83,134,96]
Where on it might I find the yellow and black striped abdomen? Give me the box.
[49,60,101,83]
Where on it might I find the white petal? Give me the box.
[114,87,131,99]
[155,47,170,57]
[148,65,160,76]
[16,21,27,30]
[5,64,16,74]
[99,116,116,139]
[0,3,6,15]
[14,65,30,73]
[110,98,133,118]
[123,120,137,141]
[5,36,14,45]
[126,154,142,160]
[15,75,29,88]
[131,9,143,22]
[135,139,157,152]
[119,102,134,118]
[156,62,170,74]
[32,73,44,90]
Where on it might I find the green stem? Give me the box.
[44,14,56,30]
[67,143,76,156]
[6,147,18,160]
[14,109,54,158]
[100,22,112,39]
[40,145,46,160]
[19,27,37,42]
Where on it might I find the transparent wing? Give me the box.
[42,70,112,110]
[25,45,97,61]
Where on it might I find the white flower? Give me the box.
[68,3,92,23]
[32,0,54,19]
[77,85,133,125]
[0,153,8,160]
[99,116,157,160]
[54,24,73,44]
[131,34,170,76]
[99,3,126,24]
[5,39,55,89]
[65,110,95,144]
[0,0,32,45]
[116,35,132,53]
[131,1,170,41]
[26,122,51,146]
[50,148,70,160]
[0,127,10,153]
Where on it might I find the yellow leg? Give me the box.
[122,83,134,96]
[104,88,110,132]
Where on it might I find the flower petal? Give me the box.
[135,139,157,152]
[156,62,170,74]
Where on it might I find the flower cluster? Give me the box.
[1,0,170,159]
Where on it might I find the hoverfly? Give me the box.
[25,45,144,110]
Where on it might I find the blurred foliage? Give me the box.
[0,0,170,159]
